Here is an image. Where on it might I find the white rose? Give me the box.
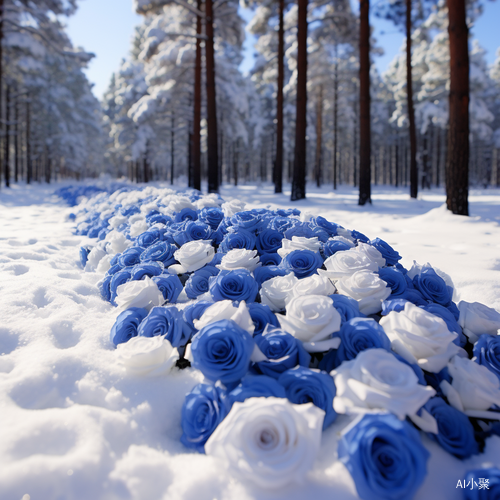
[167,195,196,213]
[332,349,436,420]
[260,274,298,312]
[277,236,321,258]
[108,214,128,229]
[221,198,246,217]
[194,300,255,335]
[115,276,164,312]
[171,240,214,274]
[458,300,500,343]
[217,249,261,273]
[440,356,500,418]
[277,295,341,352]
[205,397,324,489]
[318,249,379,280]
[380,302,462,373]
[354,242,386,268]
[129,219,149,237]
[105,230,132,254]
[195,194,221,209]
[116,335,178,376]
[287,274,336,301]
[335,270,391,315]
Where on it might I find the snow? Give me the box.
[1,180,499,500]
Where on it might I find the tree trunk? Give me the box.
[291,0,308,201]
[191,0,202,190]
[26,99,31,184]
[205,0,219,193]
[315,85,323,187]
[233,140,239,186]
[14,95,19,183]
[358,0,371,205]
[333,48,339,190]
[170,113,175,184]
[275,0,285,193]
[4,84,9,187]
[446,0,469,215]
[353,89,358,187]
[407,0,418,198]
[421,132,428,189]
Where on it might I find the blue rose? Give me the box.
[139,241,177,267]
[110,307,148,347]
[423,397,478,459]
[218,227,256,253]
[335,317,391,367]
[413,267,452,306]
[275,207,300,217]
[146,213,173,226]
[247,303,280,335]
[378,267,408,296]
[278,366,337,429]
[284,222,329,242]
[230,210,267,234]
[174,207,198,222]
[180,383,229,453]
[191,319,255,385]
[118,247,145,268]
[279,249,323,279]
[259,252,282,266]
[207,253,223,267]
[183,300,214,331]
[322,240,352,258]
[120,205,140,217]
[254,326,310,378]
[173,221,212,246]
[253,265,288,287]
[198,207,224,230]
[209,269,258,303]
[338,413,429,500]
[310,216,341,237]
[348,230,368,243]
[268,216,295,234]
[370,237,401,266]
[98,275,113,302]
[138,306,191,347]
[398,287,428,306]
[463,468,500,499]
[106,263,123,276]
[228,374,286,406]
[137,228,162,248]
[474,335,500,381]
[130,262,164,281]
[330,294,364,324]
[79,245,91,267]
[256,228,284,254]
[185,266,220,299]
[152,274,182,303]
[381,298,409,315]
[110,267,133,303]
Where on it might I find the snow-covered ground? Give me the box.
[1,180,499,500]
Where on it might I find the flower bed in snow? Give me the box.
[70,184,500,499]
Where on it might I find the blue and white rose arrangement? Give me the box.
[68,185,500,498]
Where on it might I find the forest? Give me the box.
[1,0,500,216]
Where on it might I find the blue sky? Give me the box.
[66,0,500,101]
